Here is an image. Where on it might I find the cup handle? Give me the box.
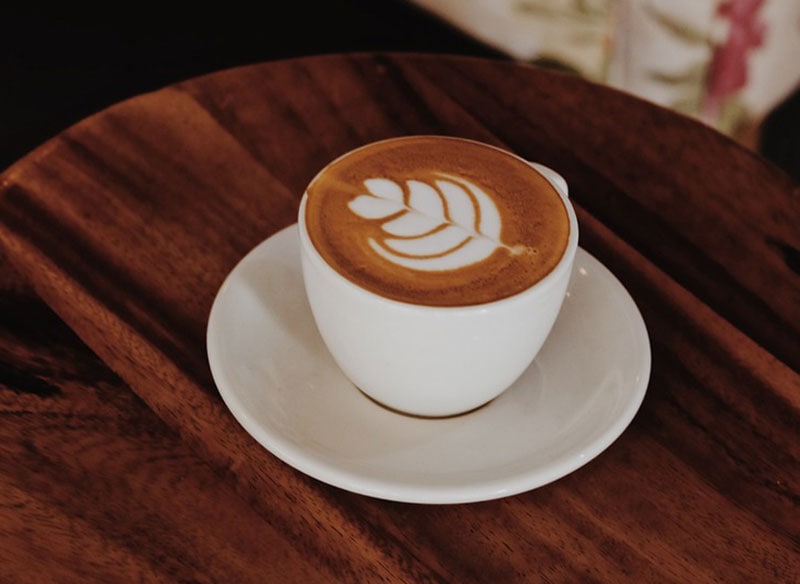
[528,162,569,198]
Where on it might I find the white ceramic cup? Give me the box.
[298,146,579,417]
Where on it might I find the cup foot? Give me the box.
[354,386,497,419]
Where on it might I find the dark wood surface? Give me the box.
[1,53,798,582]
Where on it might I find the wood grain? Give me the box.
[0,257,329,583]
[0,53,797,582]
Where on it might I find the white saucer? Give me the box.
[207,225,651,504]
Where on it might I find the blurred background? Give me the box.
[3,0,798,179]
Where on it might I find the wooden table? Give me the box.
[1,53,797,582]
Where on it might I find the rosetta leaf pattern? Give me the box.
[347,175,509,272]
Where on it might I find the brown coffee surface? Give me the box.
[304,136,570,306]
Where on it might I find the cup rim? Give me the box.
[298,135,580,312]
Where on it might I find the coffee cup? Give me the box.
[298,136,579,417]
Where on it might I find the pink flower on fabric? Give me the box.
[703,0,767,118]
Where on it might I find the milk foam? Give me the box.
[348,173,513,272]
[304,136,570,306]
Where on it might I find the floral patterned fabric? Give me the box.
[409,0,800,142]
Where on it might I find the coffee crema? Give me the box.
[304,136,570,306]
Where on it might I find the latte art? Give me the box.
[348,173,520,272]
[304,136,570,306]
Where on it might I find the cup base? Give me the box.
[355,386,499,419]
